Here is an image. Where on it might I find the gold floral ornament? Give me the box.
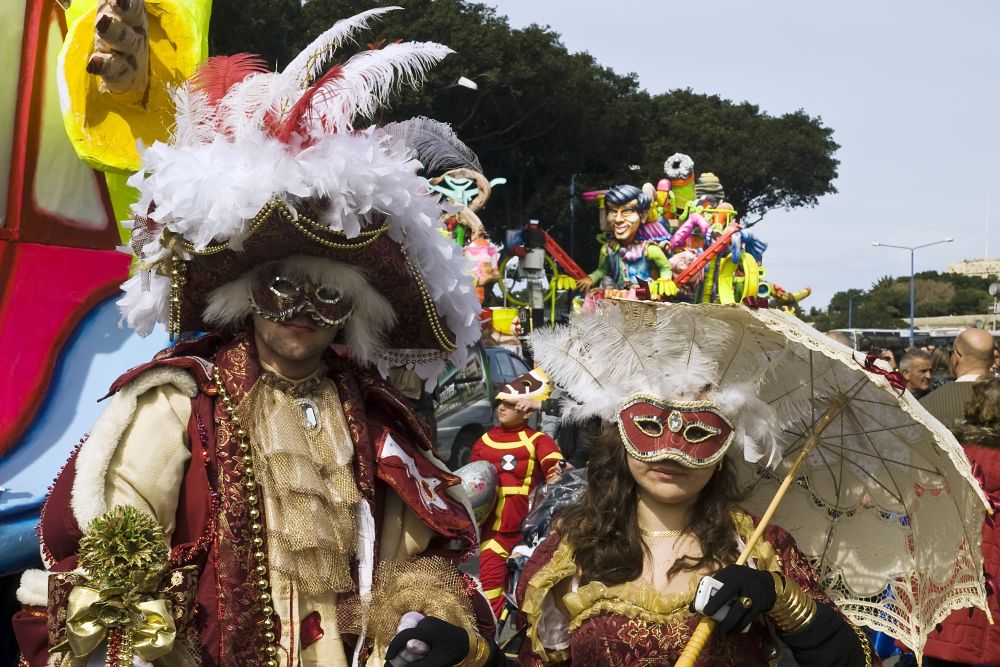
[51,505,177,665]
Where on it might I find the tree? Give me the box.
[207,0,840,272]
[802,271,996,331]
[639,90,839,221]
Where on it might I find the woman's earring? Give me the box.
[716,460,724,472]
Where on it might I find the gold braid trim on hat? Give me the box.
[179,199,389,257]
[337,557,475,649]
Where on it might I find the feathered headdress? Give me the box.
[118,7,483,378]
[529,300,784,467]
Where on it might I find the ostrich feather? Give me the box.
[275,65,344,145]
[312,42,453,133]
[216,73,282,141]
[281,7,400,93]
[191,54,269,106]
[170,84,217,147]
[529,324,612,422]
[380,117,482,173]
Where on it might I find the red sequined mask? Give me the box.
[617,396,734,468]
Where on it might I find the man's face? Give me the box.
[902,358,932,393]
[253,313,340,366]
[607,199,643,244]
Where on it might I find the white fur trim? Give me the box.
[71,367,199,529]
[16,569,49,606]
[203,255,397,366]
[353,500,377,667]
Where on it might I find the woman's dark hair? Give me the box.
[930,346,953,377]
[555,425,744,585]
[953,376,1000,446]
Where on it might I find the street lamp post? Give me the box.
[871,238,954,348]
[569,174,579,259]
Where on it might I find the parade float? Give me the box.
[488,152,812,349]
[0,0,210,575]
[575,153,812,312]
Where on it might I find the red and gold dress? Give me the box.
[516,512,848,666]
[471,425,564,616]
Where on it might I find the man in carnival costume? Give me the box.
[575,184,678,298]
[13,9,493,667]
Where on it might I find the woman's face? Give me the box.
[625,456,716,506]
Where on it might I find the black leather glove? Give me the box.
[699,564,777,636]
[386,616,487,667]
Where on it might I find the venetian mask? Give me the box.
[617,395,734,468]
[607,198,643,244]
[249,268,354,327]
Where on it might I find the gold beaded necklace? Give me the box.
[639,526,684,539]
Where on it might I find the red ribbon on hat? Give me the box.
[858,352,907,395]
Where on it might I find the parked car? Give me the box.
[434,343,533,468]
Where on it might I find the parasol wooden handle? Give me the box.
[674,398,846,667]
[676,617,716,667]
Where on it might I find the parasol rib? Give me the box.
[675,396,848,667]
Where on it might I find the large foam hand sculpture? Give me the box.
[60,0,210,175]
[86,0,150,97]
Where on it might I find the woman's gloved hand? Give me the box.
[385,616,492,667]
[697,564,777,635]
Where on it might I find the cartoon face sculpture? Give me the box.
[608,198,644,245]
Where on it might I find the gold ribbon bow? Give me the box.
[65,585,176,662]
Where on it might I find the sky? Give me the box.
[483,0,1000,310]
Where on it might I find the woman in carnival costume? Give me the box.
[386,301,875,666]
[13,8,495,667]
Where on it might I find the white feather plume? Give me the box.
[215,72,283,143]
[279,6,401,101]
[379,117,482,173]
[170,84,217,146]
[313,42,454,133]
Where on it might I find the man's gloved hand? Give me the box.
[385,616,469,667]
[698,564,777,636]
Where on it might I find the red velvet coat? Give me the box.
[922,442,1000,666]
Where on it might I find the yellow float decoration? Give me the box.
[716,252,760,305]
[59,0,210,175]
[58,0,211,241]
